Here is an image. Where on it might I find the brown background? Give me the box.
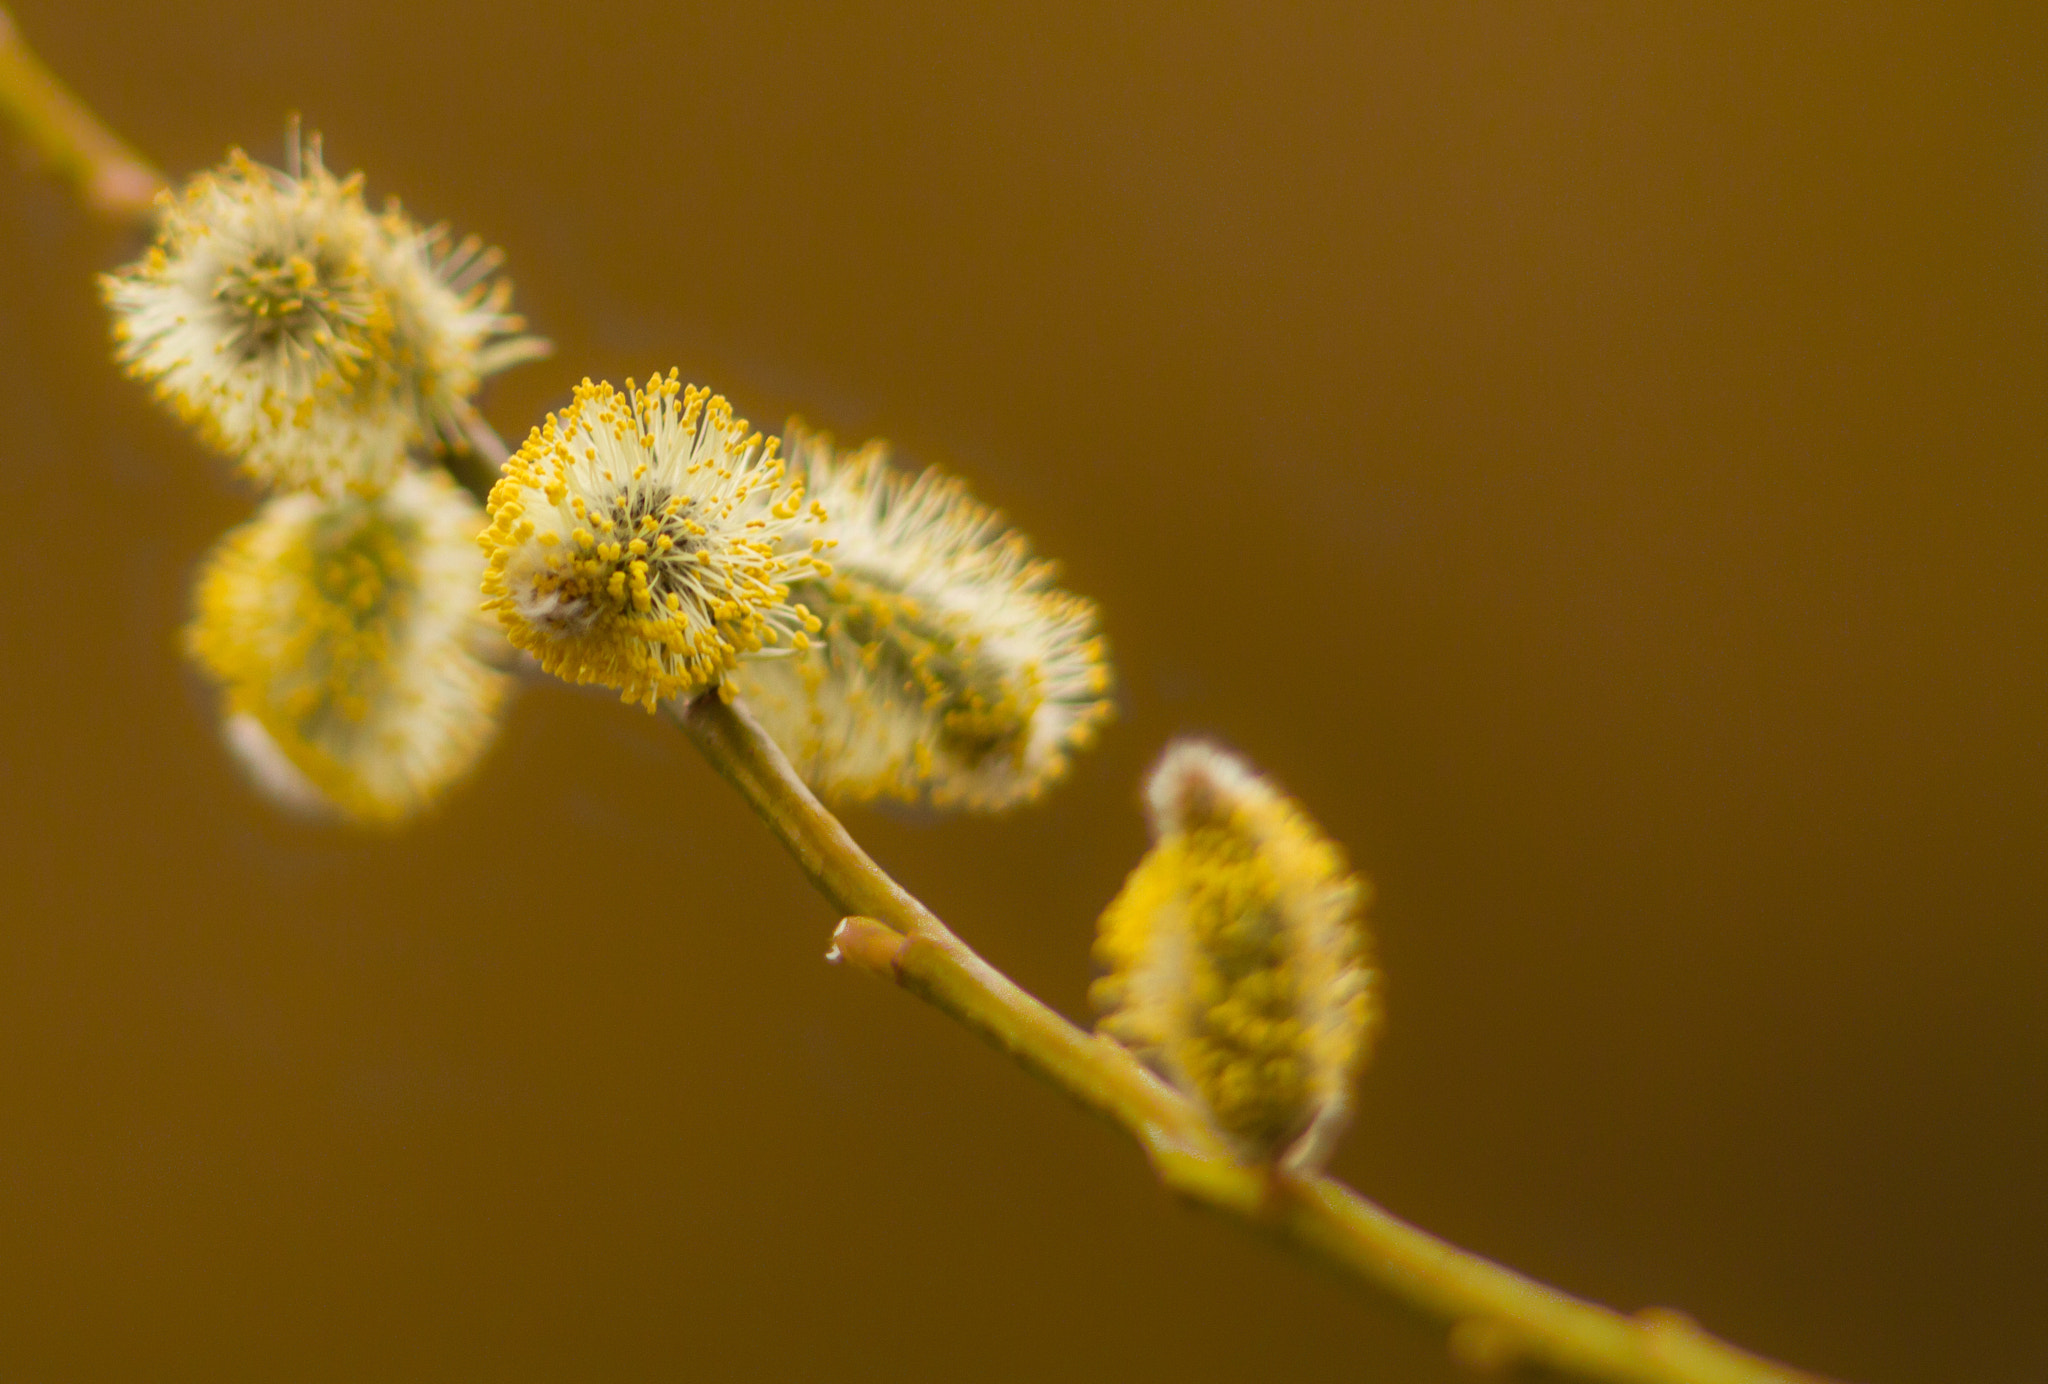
[2,3,2044,1380]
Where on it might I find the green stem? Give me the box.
[0,5,164,221]
[676,690,1847,1384]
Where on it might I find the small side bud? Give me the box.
[1092,740,1378,1171]
[827,917,907,977]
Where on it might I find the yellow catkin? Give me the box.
[99,127,540,494]
[479,374,828,710]
[187,469,510,823]
[1092,741,1377,1170]
[730,426,1112,809]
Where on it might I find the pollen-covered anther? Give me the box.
[1091,741,1378,1172]
[729,425,1113,810]
[480,374,829,709]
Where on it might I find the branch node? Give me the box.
[828,915,907,977]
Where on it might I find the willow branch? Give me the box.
[676,690,1847,1384]
[670,693,1215,1153]
[2,19,1848,1377]
[0,6,163,221]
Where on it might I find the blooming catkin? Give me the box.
[1092,741,1377,1170]
[479,374,829,709]
[187,468,512,823]
[101,128,539,494]
[729,426,1112,809]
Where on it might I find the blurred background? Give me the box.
[2,3,2044,1380]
